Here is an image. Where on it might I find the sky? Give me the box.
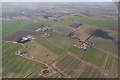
[2,0,113,2]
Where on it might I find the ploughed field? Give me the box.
[3,30,42,42]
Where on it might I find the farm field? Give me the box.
[68,47,107,67]
[53,53,111,78]
[61,15,118,28]
[52,26,74,35]
[48,31,75,49]
[35,37,66,55]
[2,20,31,37]
[104,55,118,76]
[30,13,118,28]
[26,40,60,64]
[54,54,83,76]
[2,2,118,78]
[91,37,118,55]
[78,65,103,78]
[2,41,45,78]
[22,22,51,30]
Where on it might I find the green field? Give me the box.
[32,14,118,28]
[56,54,83,76]
[22,22,51,30]
[105,55,118,75]
[79,65,103,78]
[2,41,45,78]
[38,18,71,26]
[68,47,107,67]
[91,37,118,55]
[48,31,75,49]
[61,15,118,28]
[36,37,66,55]
[2,20,31,37]
[53,26,74,35]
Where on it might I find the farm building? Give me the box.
[35,25,52,32]
[17,36,33,44]
[16,51,27,56]
[41,33,51,38]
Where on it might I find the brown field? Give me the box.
[108,26,119,31]
[26,40,60,64]
[74,24,99,40]
[68,22,83,29]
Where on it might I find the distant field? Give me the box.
[2,20,31,37]
[37,18,71,26]
[2,41,45,78]
[53,26,74,35]
[22,22,51,30]
[68,47,107,67]
[61,15,118,28]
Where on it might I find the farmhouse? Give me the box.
[41,33,51,38]
[17,36,33,44]
[35,25,52,32]
[16,51,27,56]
